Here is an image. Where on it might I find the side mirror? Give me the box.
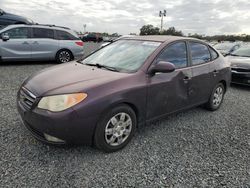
[149,61,175,75]
[2,34,10,41]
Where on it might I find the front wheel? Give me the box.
[205,83,225,111]
[94,105,136,152]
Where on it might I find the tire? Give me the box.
[94,105,137,152]
[56,50,73,63]
[205,83,225,111]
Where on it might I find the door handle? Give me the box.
[183,76,191,83]
[22,41,29,45]
[213,70,219,76]
[33,41,39,44]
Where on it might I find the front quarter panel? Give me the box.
[72,71,148,126]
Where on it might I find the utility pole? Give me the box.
[83,24,87,33]
[159,10,166,32]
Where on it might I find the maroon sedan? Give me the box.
[17,36,231,152]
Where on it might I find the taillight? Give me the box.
[75,41,84,46]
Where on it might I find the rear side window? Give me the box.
[157,42,188,69]
[209,46,219,60]
[3,27,29,39]
[55,30,78,40]
[33,28,54,39]
[190,42,211,65]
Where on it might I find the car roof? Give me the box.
[0,24,78,37]
[1,24,69,30]
[121,35,199,43]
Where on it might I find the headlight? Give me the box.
[38,93,87,112]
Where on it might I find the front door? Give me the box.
[146,41,192,120]
[188,41,214,105]
[0,27,32,61]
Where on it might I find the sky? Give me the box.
[1,0,250,35]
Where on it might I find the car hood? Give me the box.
[227,56,250,69]
[23,62,130,97]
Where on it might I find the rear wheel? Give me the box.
[94,105,136,152]
[205,83,225,111]
[56,50,73,63]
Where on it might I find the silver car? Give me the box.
[0,24,84,63]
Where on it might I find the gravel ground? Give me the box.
[0,42,250,187]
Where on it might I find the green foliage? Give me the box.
[140,25,183,36]
[161,27,183,36]
[203,35,250,42]
[101,32,109,37]
[140,25,160,35]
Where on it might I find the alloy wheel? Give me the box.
[59,51,71,63]
[105,112,132,146]
[213,86,224,107]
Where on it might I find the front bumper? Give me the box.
[17,90,99,145]
[231,70,250,86]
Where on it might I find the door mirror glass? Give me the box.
[2,33,10,41]
[149,61,175,75]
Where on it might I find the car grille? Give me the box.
[231,67,250,73]
[19,88,37,110]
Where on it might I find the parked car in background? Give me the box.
[81,33,103,42]
[100,35,136,48]
[227,46,250,85]
[0,9,33,28]
[213,42,241,56]
[209,41,218,46]
[0,24,84,63]
[17,36,231,152]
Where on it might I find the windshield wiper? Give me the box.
[230,54,250,57]
[85,63,120,72]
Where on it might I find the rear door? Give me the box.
[31,27,59,60]
[188,41,214,105]
[146,41,192,120]
[0,27,32,61]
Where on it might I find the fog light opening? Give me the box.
[44,133,65,143]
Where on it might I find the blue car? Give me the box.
[0,9,33,28]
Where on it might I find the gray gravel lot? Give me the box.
[0,42,250,187]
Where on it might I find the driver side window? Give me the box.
[3,27,29,39]
[156,42,188,69]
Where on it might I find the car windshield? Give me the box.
[231,47,250,57]
[81,40,161,72]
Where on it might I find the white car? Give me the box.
[0,24,84,63]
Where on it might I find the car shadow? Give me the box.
[0,61,56,66]
[230,83,250,91]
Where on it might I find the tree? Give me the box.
[140,25,160,35]
[188,33,203,39]
[161,27,183,36]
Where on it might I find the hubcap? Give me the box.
[213,86,223,107]
[59,51,71,63]
[105,112,132,146]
